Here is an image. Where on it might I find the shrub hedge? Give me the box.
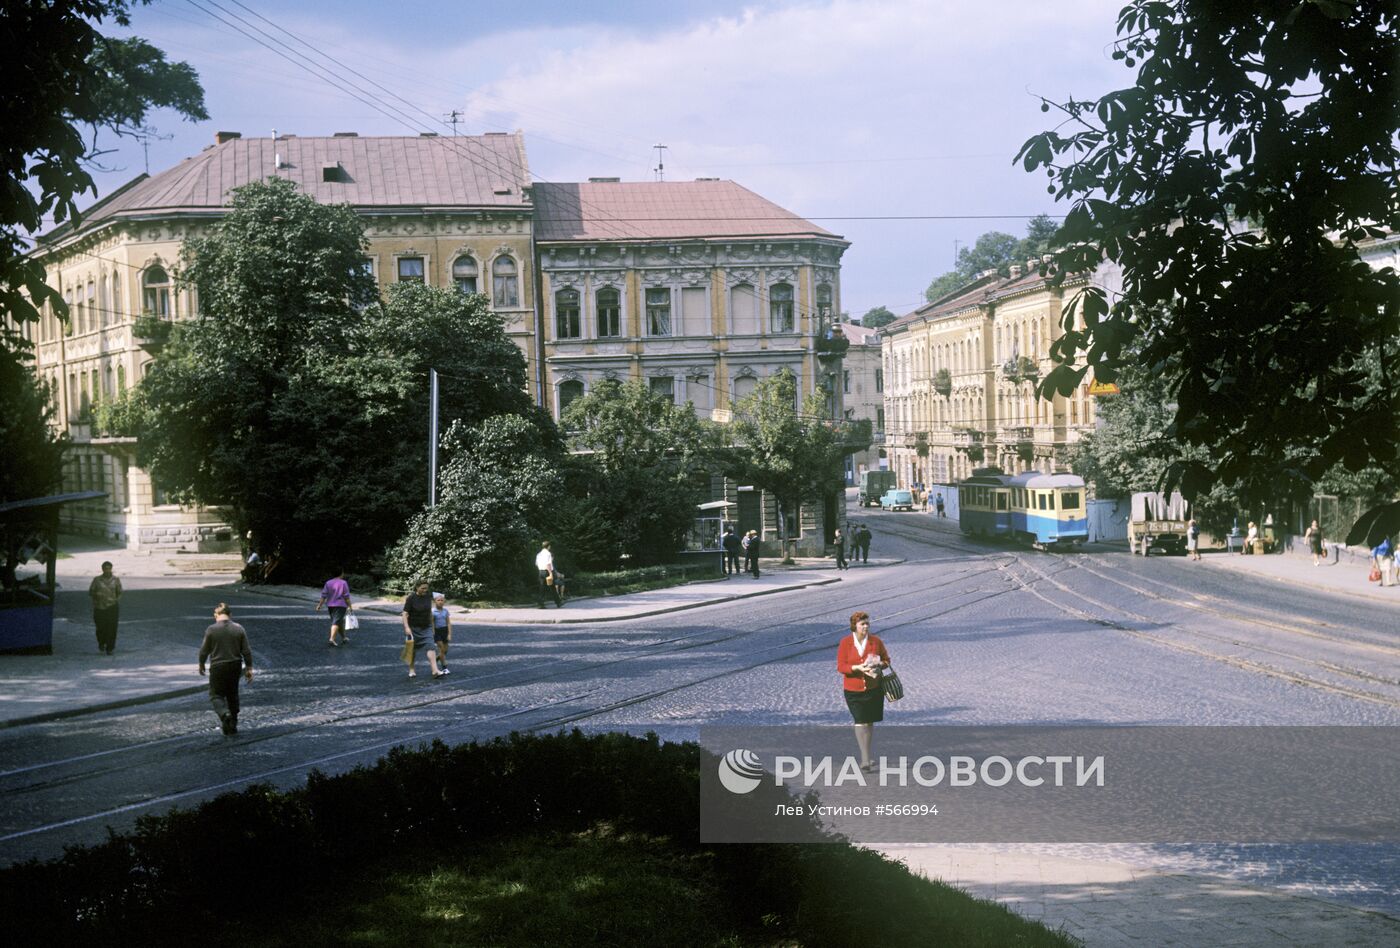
[2,732,1070,946]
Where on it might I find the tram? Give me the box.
[958,467,1088,548]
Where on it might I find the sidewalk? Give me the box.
[0,555,885,728]
[1199,545,1400,608]
[878,845,1400,947]
[241,556,890,625]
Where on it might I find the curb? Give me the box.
[0,684,207,730]
[225,573,852,625]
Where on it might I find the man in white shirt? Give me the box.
[535,540,560,607]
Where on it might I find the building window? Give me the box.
[452,255,478,293]
[733,374,757,406]
[646,287,672,336]
[875,368,884,393]
[730,284,758,334]
[558,379,584,418]
[876,408,885,431]
[596,286,621,337]
[397,256,425,283]
[493,255,519,307]
[110,273,122,320]
[88,280,98,329]
[555,288,581,339]
[649,375,674,403]
[769,282,794,333]
[680,286,708,335]
[816,283,833,320]
[843,369,851,394]
[143,265,171,317]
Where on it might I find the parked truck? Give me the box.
[1128,491,1191,556]
[858,469,897,507]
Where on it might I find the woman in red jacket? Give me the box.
[837,610,889,772]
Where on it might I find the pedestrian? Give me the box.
[1186,518,1201,561]
[1304,520,1325,566]
[935,492,945,518]
[832,527,848,570]
[837,610,890,773]
[198,602,253,736]
[745,530,762,577]
[241,549,262,585]
[857,524,871,563]
[402,580,445,678]
[432,592,452,671]
[721,526,742,577]
[1372,536,1394,587]
[535,540,562,608]
[88,560,123,655]
[315,567,353,646]
[1244,521,1258,555]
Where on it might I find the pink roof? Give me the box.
[533,180,838,242]
[45,133,531,240]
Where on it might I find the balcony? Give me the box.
[132,314,172,351]
[952,427,983,448]
[1007,425,1034,443]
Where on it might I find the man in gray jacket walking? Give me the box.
[199,602,254,735]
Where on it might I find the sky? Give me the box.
[80,0,1131,319]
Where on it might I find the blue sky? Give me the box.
[82,0,1129,317]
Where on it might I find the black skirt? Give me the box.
[845,686,884,724]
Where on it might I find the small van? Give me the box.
[859,470,897,507]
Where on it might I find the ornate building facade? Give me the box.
[20,136,852,554]
[881,262,1118,491]
[20,131,535,549]
[531,180,851,553]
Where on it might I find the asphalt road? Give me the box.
[2,509,1398,913]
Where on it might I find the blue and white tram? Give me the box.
[958,468,1088,547]
[958,470,1015,537]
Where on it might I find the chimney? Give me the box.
[1009,264,1022,279]
[1027,257,1038,272]
[214,131,241,145]
[588,177,621,183]
[333,131,358,137]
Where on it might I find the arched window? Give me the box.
[117,364,126,392]
[452,256,478,294]
[733,374,758,407]
[492,255,519,308]
[143,265,171,317]
[555,288,581,339]
[596,286,621,337]
[815,283,833,320]
[111,273,122,320]
[769,283,794,333]
[558,379,584,418]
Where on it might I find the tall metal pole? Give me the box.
[428,368,439,508]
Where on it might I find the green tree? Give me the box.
[923,215,1060,302]
[1067,362,1241,535]
[0,339,66,505]
[560,378,721,566]
[859,305,897,329]
[386,414,563,598]
[1018,0,1399,510]
[727,372,870,555]
[3,0,207,333]
[139,179,544,577]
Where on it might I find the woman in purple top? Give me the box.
[315,568,353,646]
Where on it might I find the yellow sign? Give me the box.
[1087,380,1120,396]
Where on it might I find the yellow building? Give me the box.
[20,131,535,548]
[881,261,1113,491]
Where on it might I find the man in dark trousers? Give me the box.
[721,526,742,577]
[746,530,762,577]
[199,602,253,735]
[856,524,872,563]
[833,527,849,570]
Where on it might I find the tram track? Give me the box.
[0,575,1019,848]
[1005,556,1400,709]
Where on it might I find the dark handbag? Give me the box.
[880,668,904,701]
